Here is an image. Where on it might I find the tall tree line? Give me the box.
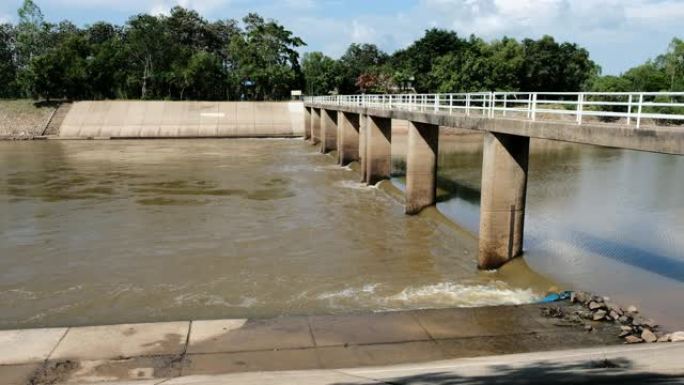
[302,30,601,95]
[1,1,681,101]
[589,38,684,93]
[0,0,305,100]
[303,29,684,96]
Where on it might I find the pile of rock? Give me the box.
[570,291,683,344]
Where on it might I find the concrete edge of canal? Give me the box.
[4,302,682,385]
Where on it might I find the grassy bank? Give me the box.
[0,100,58,138]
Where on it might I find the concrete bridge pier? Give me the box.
[311,108,321,144]
[405,121,439,215]
[321,109,338,153]
[338,112,360,165]
[365,115,392,185]
[359,114,368,183]
[478,132,530,270]
[304,107,312,141]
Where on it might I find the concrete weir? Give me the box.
[58,101,305,138]
[305,100,684,269]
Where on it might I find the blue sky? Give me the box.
[1,0,682,75]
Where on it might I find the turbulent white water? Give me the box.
[317,281,540,311]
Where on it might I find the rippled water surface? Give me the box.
[392,133,684,330]
[0,139,548,329]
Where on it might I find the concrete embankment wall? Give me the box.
[59,101,304,138]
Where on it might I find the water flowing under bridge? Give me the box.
[304,92,684,269]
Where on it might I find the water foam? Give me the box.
[316,281,540,310]
[335,180,378,190]
[317,284,379,300]
[173,293,258,308]
[386,282,540,308]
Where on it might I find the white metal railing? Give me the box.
[304,92,684,128]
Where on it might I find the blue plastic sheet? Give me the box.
[539,291,573,303]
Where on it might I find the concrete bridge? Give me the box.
[304,92,684,270]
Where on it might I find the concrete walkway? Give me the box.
[93,343,684,385]
[0,303,633,384]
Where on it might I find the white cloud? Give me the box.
[297,0,681,73]
[281,0,316,10]
[51,0,231,14]
[350,19,376,42]
[624,0,684,23]
[149,3,170,16]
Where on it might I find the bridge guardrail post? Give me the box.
[577,93,584,125]
[466,94,471,116]
[503,94,507,117]
[627,94,633,125]
[489,92,494,118]
[482,94,487,116]
[435,95,439,112]
[637,93,644,128]
[531,93,538,121]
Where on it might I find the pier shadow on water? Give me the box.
[561,230,684,284]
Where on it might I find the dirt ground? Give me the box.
[0,100,58,138]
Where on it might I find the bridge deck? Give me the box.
[305,102,684,155]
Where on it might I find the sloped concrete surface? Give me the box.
[188,318,313,354]
[58,101,304,138]
[0,363,44,385]
[2,304,674,384]
[50,322,190,361]
[0,327,67,365]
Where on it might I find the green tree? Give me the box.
[15,0,50,96]
[658,38,684,91]
[173,51,226,100]
[86,22,127,99]
[337,43,388,93]
[623,62,669,92]
[229,13,305,100]
[15,0,46,64]
[589,75,633,92]
[391,29,465,93]
[430,36,523,93]
[124,14,174,99]
[519,35,597,92]
[26,32,89,100]
[0,24,18,97]
[302,51,339,95]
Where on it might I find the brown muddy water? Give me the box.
[392,133,684,331]
[0,139,549,330]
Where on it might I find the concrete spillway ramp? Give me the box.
[58,101,304,138]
